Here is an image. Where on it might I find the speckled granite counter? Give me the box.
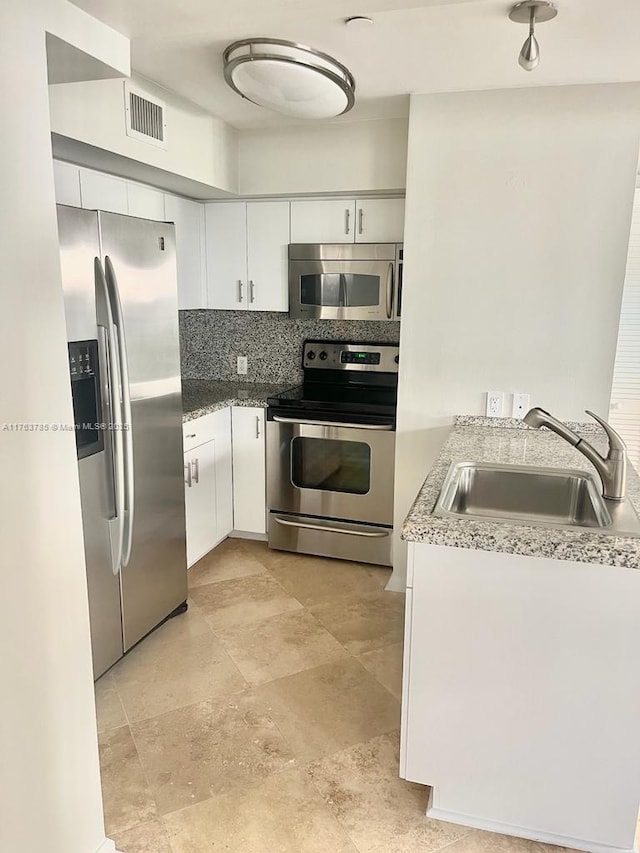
[182,379,292,423]
[402,416,640,568]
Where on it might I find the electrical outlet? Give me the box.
[237,356,248,375]
[486,391,505,418]
[512,392,530,419]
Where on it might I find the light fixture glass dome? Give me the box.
[223,39,356,120]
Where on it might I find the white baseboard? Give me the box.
[426,796,636,853]
[229,531,268,541]
[95,838,121,853]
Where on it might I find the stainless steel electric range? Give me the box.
[266,340,399,566]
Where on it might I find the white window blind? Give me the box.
[609,188,640,469]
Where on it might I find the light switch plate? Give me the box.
[237,356,248,375]
[486,391,505,418]
[512,392,530,419]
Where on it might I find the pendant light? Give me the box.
[509,1,558,72]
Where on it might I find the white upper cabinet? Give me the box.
[79,169,128,214]
[127,183,165,221]
[206,202,290,312]
[355,198,405,243]
[290,198,404,244]
[53,161,81,207]
[165,194,206,309]
[290,199,356,244]
[246,201,290,312]
[206,203,248,310]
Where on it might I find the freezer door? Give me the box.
[98,212,187,650]
[57,204,123,677]
[78,453,124,676]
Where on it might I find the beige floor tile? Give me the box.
[163,768,359,853]
[216,609,350,685]
[112,818,172,853]
[99,725,157,836]
[113,630,246,722]
[310,590,406,655]
[249,657,400,762]
[444,830,551,853]
[190,573,302,631]
[307,731,470,853]
[136,599,212,647]
[131,693,297,815]
[261,548,392,606]
[95,672,127,732]
[188,538,267,587]
[358,642,404,700]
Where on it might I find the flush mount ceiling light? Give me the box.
[223,38,356,119]
[509,1,558,71]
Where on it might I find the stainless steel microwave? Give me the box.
[289,243,403,321]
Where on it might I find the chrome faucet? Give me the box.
[523,407,627,501]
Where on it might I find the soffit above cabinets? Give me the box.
[70,0,640,129]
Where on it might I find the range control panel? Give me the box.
[341,351,380,365]
[303,340,399,373]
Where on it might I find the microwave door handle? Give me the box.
[272,416,394,431]
[385,262,394,319]
[95,257,125,575]
[104,255,135,568]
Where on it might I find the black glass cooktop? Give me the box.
[267,381,397,419]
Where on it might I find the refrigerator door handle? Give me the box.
[95,257,125,575]
[105,255,135,568]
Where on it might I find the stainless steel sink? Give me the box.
[433,462,616,531]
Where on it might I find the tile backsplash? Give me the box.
[179,310,401,385]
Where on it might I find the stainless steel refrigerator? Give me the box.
[57,204,188,680]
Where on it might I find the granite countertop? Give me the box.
[182,379,292,423]
[402,416,640,568]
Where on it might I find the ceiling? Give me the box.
[70,0,640,129]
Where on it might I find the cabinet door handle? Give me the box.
[184,462,192,488]
[344,208,350,235]
[358,207,363,235]
[191,457,199,484]
[256,415,261,439]
[238,280,244,303]
[249,280,255,303]
[185,433,196,439]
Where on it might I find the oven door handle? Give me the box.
[272,416,394,431]
[274,517,391,538]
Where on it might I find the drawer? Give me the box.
[183,413,217,452]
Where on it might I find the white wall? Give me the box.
[0,3,126,852]
[238,118,408,196]
[49,74,238,195]
[390,84,640,590]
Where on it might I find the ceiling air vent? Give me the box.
[124,83,167,149]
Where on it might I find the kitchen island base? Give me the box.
[400,543,640,853]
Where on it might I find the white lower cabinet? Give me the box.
[183,409,233,567]
[184,440,217,567]
[232,406,266,534]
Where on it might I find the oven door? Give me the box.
[289,259,396,321]
[267,417,395,525]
